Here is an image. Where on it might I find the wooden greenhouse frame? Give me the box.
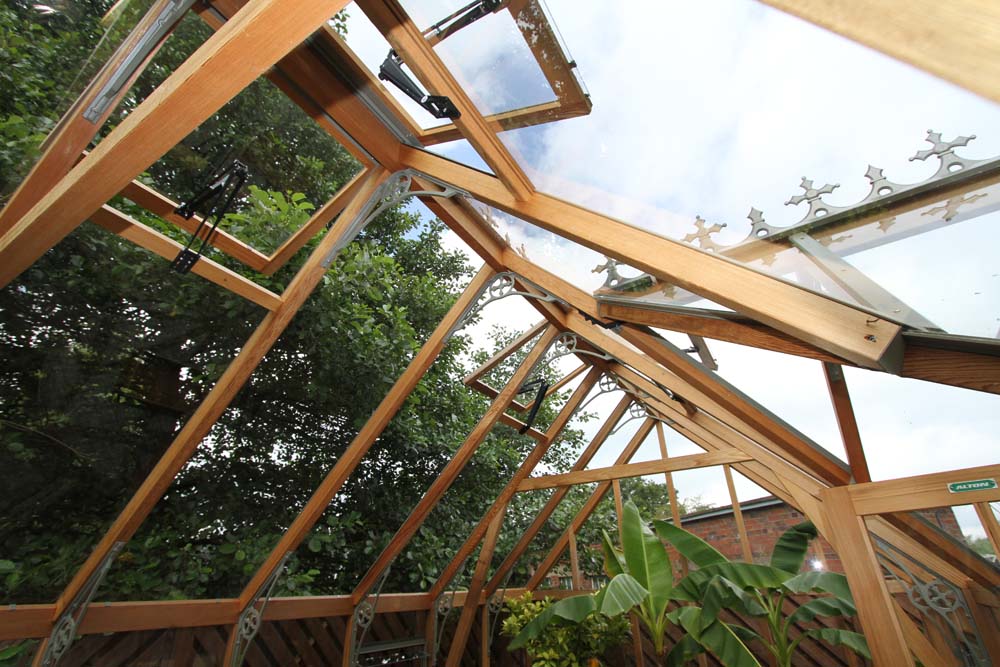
[1,0,999,665]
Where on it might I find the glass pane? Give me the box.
[0,223,262,604]
[0,0,157,195]
[475,0,1000,326]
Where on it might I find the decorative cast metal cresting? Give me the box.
[595,130,1000,297]
[37,541,125,666]
[229,551,292,667]
[323,169,468,267]
[872,534,989,666]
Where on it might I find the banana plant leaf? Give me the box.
[507,574,648,650]
[664,635,704,667]
[678,562,793,599]
[601,529,625,578]
[622,501,673,622]
[653,518,728,568]
[797,628,871,660]
[768,521,817,573]
[671,606,762,667]
[782,570,855,604]
[787,596,856,626]
[701,575,767,630]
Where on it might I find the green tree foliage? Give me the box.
[0,0,603,605]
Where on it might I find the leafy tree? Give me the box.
[0,1,592,605]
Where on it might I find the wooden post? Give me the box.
[444,507,507,667]
[821,487,915,666]
[822,362,871,483]
[724,465,754,563]
[48,168,389,626]
[351,326,560,603]
[655,422,688,577]
[974,502,1000,557]
[568,530,583,590]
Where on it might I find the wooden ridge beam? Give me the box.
[357,0,535,200]
[525,419,656,590]
[761,0,1000,105]
[428,367,602,599]
[517,450,752,491]
[483,395,633,595]
[232,265,495,610]
[350,326,560,603]
[48,169,388,625]
[89,205,281,311]
[400,147,903,370]
[0,0,353,289]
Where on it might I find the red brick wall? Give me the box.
[675,500,965,574]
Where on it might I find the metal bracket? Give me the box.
[484,568,514,662]
[429,556,471,666]
[83,0,197,122]
[37,541,125,666]
[423,0,502,43]
[576,373,624,413]
[379,50,460,120]
[451,272,564,335]
[229,551,291,667]
[323,169,467,268]
[348,560,397,667]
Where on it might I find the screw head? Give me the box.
[864,334,878,343]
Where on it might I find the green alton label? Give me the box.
[947,478,998,494]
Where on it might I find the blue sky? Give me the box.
[344,1,1000,540]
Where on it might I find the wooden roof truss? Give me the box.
[0,1,998,666]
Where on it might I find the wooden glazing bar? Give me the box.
[444,506,507,667]
[568,531,583,590]
[89,205,281,311]
[48,168,388,623]
[483,395,633,595]
[350,326,560,603]
[233,264,495,609]
[399,147,903,370]
[516,450,751,491]
[428,368,602,599]
[0,0,184,235]
[356,0,535,201]
[821,362,871,483]
[525,419,655,590]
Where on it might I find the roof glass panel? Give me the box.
[412,0,1000,332]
